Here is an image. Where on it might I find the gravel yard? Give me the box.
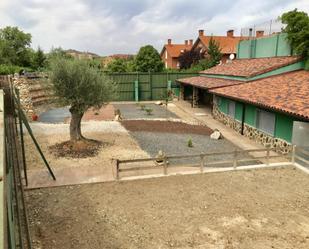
[113,103,179,120]
[26,167,309,249]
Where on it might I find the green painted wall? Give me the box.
[238,40,251,58]
[218,97,228,114]
[244,104,256,127]
[275,113,294,142]
[235,102,243,121]
[255,35,278,57]
[216,95,297,143]
[237,33,292,59]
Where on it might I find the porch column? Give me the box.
[192,87,199,108]
[179,84,184,100]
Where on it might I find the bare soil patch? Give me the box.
[121,120,213,135]
[26,167,309,249]
[49,139,108,158]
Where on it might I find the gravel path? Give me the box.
[29,121,127,135]
[113,103,179,120]
[130,131,247,166]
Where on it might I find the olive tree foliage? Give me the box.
[49,58,117,141]
[281,9,309,69]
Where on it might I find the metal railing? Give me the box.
[115,147,293,180]
[240,18,286,37]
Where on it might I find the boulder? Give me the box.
[210,130,222,140]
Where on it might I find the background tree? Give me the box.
[281,9,309,69]
[178,49,204,69]
[134,45,163,72]
[204,37,222,68]
[49,58,117,141]
[0,26,32,66]
[106,58,128,72]
[32,46,46,70]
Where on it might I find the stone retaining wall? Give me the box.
[12,73,54,118]
[212,103,292,154]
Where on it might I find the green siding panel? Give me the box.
[235,102,243,121]
[277,33,292,56]
[275,113,294,142]
[244,104,256,127]
[219,97,228,114]
[255,35,277,57]
[238,33,292,59]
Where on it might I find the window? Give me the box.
[227,100,236,118]
[256,109,275,135]
[176,62,180,68]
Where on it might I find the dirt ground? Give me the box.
[26,167,309,249]
[24,131,149,171]
[121,120,213,135]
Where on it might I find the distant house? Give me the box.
[65,49,100,60]
[191,29,250,63]
[160,39,193,69]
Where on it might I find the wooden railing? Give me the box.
[115,147,291,180]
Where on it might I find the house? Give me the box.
[176,33,308,153]
[191,29,250,63]
[65,49,100,60]
[160,39,193,69]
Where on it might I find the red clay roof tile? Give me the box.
[201,56,301,77]
[177,76,243,89]
[162,44,193,58]
[199,36,247,54]
[210,70,309,120]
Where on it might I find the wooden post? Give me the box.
[266,147,270,166]
[200,155,204,173]
[163,157,168,175]
[291,145,296,165]
[116,159,120,180]
[233,150,237,169]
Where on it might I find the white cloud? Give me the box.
[0,0,308,55]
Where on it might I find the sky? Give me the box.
[0,0,308,56]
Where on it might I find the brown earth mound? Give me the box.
[49,139,108,158]
[121,120,213,135]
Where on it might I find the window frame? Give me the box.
[227,100,236,118]
[255,109,276,136]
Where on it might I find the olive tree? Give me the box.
[49,58,116,141]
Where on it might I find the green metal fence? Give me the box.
[106,72,198,101]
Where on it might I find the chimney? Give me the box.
[249,28,253,37]
[185,40,188,45]
[189,39,193,45]
[198,29,204,36]
[167,39,172,45]
[227,30,234,38]
[256,30,264,38]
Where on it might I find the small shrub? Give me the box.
[0,64,23,75]
[145,108,153,115]
[140,104,146,110]
[187,138,193,148]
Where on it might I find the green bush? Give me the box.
[0,64,23,75]
[145,108,153,115]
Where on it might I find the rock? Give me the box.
[210,130,222,140]
[155,101,163,105]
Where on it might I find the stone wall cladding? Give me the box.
[212,104,292,154]
[12,73,54,118]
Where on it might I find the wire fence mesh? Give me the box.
[240,18,286,37]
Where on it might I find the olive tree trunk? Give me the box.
[69,109,84,141]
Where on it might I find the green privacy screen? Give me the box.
[106,72,198,101]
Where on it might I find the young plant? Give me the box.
[145,108,153,115]
[187,138,193,148]
[140,104,146,110]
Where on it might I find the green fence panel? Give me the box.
[106,72,198,101]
